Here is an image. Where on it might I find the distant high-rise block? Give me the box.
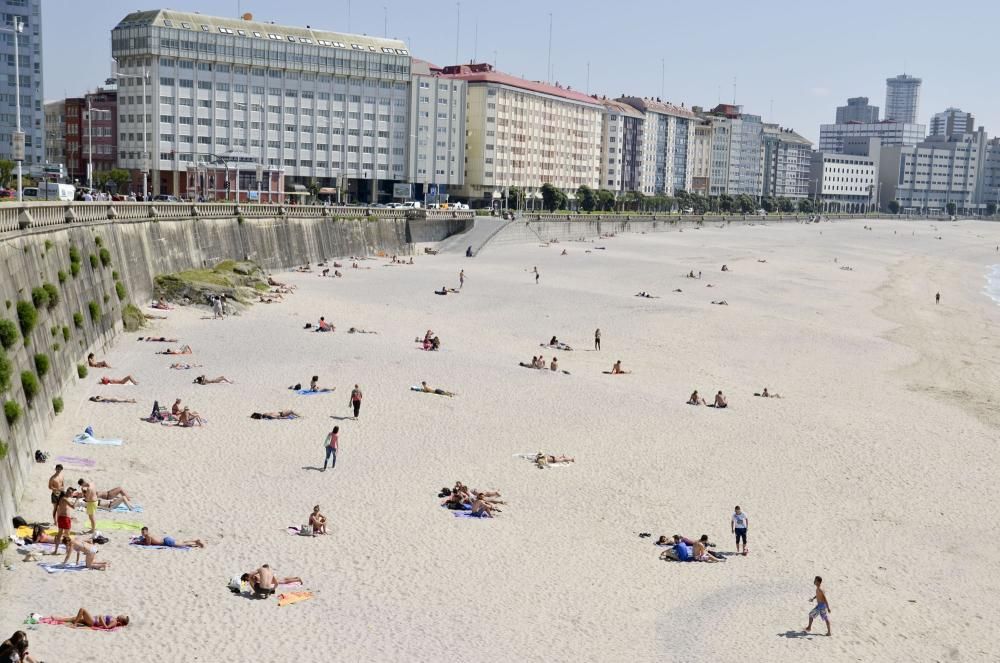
[885,74,921,124]
[835,97,879,124]
[929,108,975,137]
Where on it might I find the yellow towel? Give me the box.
[277,591,313,607]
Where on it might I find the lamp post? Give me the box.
[1,18,24,202]
[107,67,149,199]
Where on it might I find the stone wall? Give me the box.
[0,213,456,533]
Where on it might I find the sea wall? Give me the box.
[0,211,460,534]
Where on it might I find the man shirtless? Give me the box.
[87,353,111,368]
[713,391,728,408]
[98,375,139,385]
[89,395,136,404]
[805,576,832,636]
[51,490,75,555]
[420,381,456,397]
[135,526,204,548]
[610,360,630,374]
[48,464,65,522]
[78,478,134,511]
[243,564,301,599]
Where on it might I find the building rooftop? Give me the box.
[113,9,408,53]
[618,96,696,119]
[599,99,644,119]
[438,63,601,106]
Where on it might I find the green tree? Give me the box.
[718,194,734,213]
[987,202,997,216]
[540,183,560,212]
[778,198,796,213]
[945,202,957,216]
[761,197,778,213]
[105,168,131,193]
[887,200,900,214]
[736,194,755,214]
[798,199,814,213]
[0,159,13,189]
[576,185,596,212]
[596,189,616,212]
[307,178,321,204]
[507,186,524,210]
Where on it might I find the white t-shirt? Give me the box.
[732,512,748,529]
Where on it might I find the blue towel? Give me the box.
[111,503,143,513]
[453,511,490,519]
[38,562,91,573]
[295,389,334,395]
[73,433,123,446]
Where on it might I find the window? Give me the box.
[160,114,174,123]
[197,118,212,126]
[160,77,175,86]
[198,136,211,144]
[198,81,212,90]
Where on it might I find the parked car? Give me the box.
[400,201,422,209]
[153,194,179,202]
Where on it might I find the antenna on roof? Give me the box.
[660,59,664,100]
[547,12,553,83]
[473,19,478,62]
[586,61,590,95]
[455,2,461,65]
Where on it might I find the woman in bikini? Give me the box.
[51,609,129,629]
[158,345,192,355]
[99,375,139,385]
[193,375,233,384]
[309,505,327,535]
[87,353,110,368]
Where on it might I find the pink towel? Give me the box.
[38,616,121,632]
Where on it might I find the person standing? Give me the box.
[322,426,339,471]
[77,479,99,534]
[805,576,832,636]
[731,505,749,554]
[48,464,65,523]
[935,292,940,304]
[51,490,74,555]
[350,384,363,419]
[535,267,540,285]
[594,328,601,351]
[459,269,465,289]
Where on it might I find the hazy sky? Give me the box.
[42,0,1000,143]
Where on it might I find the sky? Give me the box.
[41,0,1000,144]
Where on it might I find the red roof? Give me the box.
[439,64,600,106]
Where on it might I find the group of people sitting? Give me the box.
[145,399,204,426]
[520,355,561,372]
[417,330,441,351]
[439,482,505,518]
[687,390,728,408]
[657,534,725,563]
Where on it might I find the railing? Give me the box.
[0,202,473,236]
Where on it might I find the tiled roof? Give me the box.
[439,64,601,106]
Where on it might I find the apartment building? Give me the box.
[111,9,412,201]
[43,100,64,173]
[879,129,987,213]
[0,0,43,168]
[809,151,879,212]
[929,107,974,137]
[44,89,118,185]
[701,104,763,197]
[819,120,925,154]
[598,98,644,195]
[885,74,921,124]
[439,63,603,202]
[618,97,696,195]
[689,121,712,195]
[762,124,812,199]
[835,97,879,124]
[407,59,465,202]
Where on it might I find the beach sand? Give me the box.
[2,219,999,662]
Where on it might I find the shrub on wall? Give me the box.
[16,301,37,336]
[0,319,18,349]
[94,236,103,248]
[122,304,145,331]
[70,262,81,277]
[52,396,63,414]
[62,325,70,342]
[0,349,11,392]
[88,301,101,321]
[30,286,49,309]
[0,438,7,459]
[20,371,39,402]
[69,246,81,264]
[99,247,112,267]
[112,271,119,281]
[115,281,127,301]
[43,283,59,308]
[89,254,98,269]
[57,270,67,284]
[4,400,20,425]
[44,239,53,251]
[77,363,88,379]
[73,312,83,328]
[33,353,50,378]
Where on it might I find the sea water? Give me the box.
[985,265,1000,305]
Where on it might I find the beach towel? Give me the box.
[16,543,52,554]
[111,503,143,513]
[128,535,189,550]
[277,591,314,607]
[73,433,123,446]
[38,562,92,573]
[37,616,122,632]
[453,511,490,519]
[55,455,96,467]
[94,520,143,531]
[295,388,335,395]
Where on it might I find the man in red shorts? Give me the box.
[51,489,75,555]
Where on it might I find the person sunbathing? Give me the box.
[157,345,192,355]
[519,356,539,369]
[348,327,377,334]
[243,565,302,598]
[534,452,574,467]
[98,375,138,385]
[471,496,497,517]
[87,353,110,368]
[89,396,136,404]
[61,534,109,570]
[713,391,728,408]
[711,300,729,306]
[193,375,233,385]
[610,360,630,374]
[755,387,782,398]
[258,295,280,304]
[693,537,724,562]
[135,527,204,548]
[177,407,205,427]
[50,609,128,629]
[267,277,291,288]
[635,292,658,298]
[151,299,173,310]
[316,317,334,332]
[170,363,202,370]
[308,506,327,535]
[420,381,456,397]
[435,286,448,295]
[141,337,177,342]
[687,390,707,406]
[78,481,133,505]
[25,524,56,545]
[250,410,300,420]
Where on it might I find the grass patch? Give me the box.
[44,239,53,251]
[33,353,49,377]
[88,301,101,322]
[16,300,37,336]
[99,247,112,267]
[73,312,83,328]
[43,283,59,308]
[70,262,81,278]
[31,286,49,309]
[69,246,81,264]
[89,254,99,269]
[4,400,20,425]
[77,363,88,379]
[122,304,145,332]
[154,260,265,304]
[0,319,18,349]
[115,281,127,301]
[0,349,11,391]
[52,396,63,414]
[58,270,67,284]
[62,325,70,342]
[20,371,39,402]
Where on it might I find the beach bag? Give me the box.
[299,525,313,536]
[34,450,48,463]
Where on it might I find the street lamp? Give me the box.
[107,66,149,199]
[0,18,24,202]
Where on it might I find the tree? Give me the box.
[105,168,131,193]
[945,202,956,216]
[624,191,645,212]
[542,182,562,212]
[689,193,709,214]
[736,194,755,214]
[507,186,525,210]
[761,197,777,213]
[0,159,13,189]
[307,178,321,204]
[718,194,734,213]
[595,189,616,212]
[987,202,997,216]
[779,198,796,213]
[887,200,900,215]
[576,185,596,212]
[797,199,814,213]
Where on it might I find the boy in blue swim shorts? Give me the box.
[805,575,832,636]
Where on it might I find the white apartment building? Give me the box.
[702,105,763,197]
[599,99,644,194]
[885,74,921,124]
[439,63,603,203]
[618,97,696,195]
[44,100,65,171]
[0,0,44,167]
[689,122,712,195]
[111,10,412,201]
[879,129,987,213]
[762,125,812,199]
[809,152,878,212]
[407,59,465,202]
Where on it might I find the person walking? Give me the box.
[805,576,832,636]
[935,291,940,304]
[322,426,339,472]
[594,328,601,351]
[534,267,540,285]
[459,269,465,289]
[731,505,749,554]
[349,384,363,419]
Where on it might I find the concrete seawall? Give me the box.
[0,213,465,533]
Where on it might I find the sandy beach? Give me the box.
[2,218,999,662]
